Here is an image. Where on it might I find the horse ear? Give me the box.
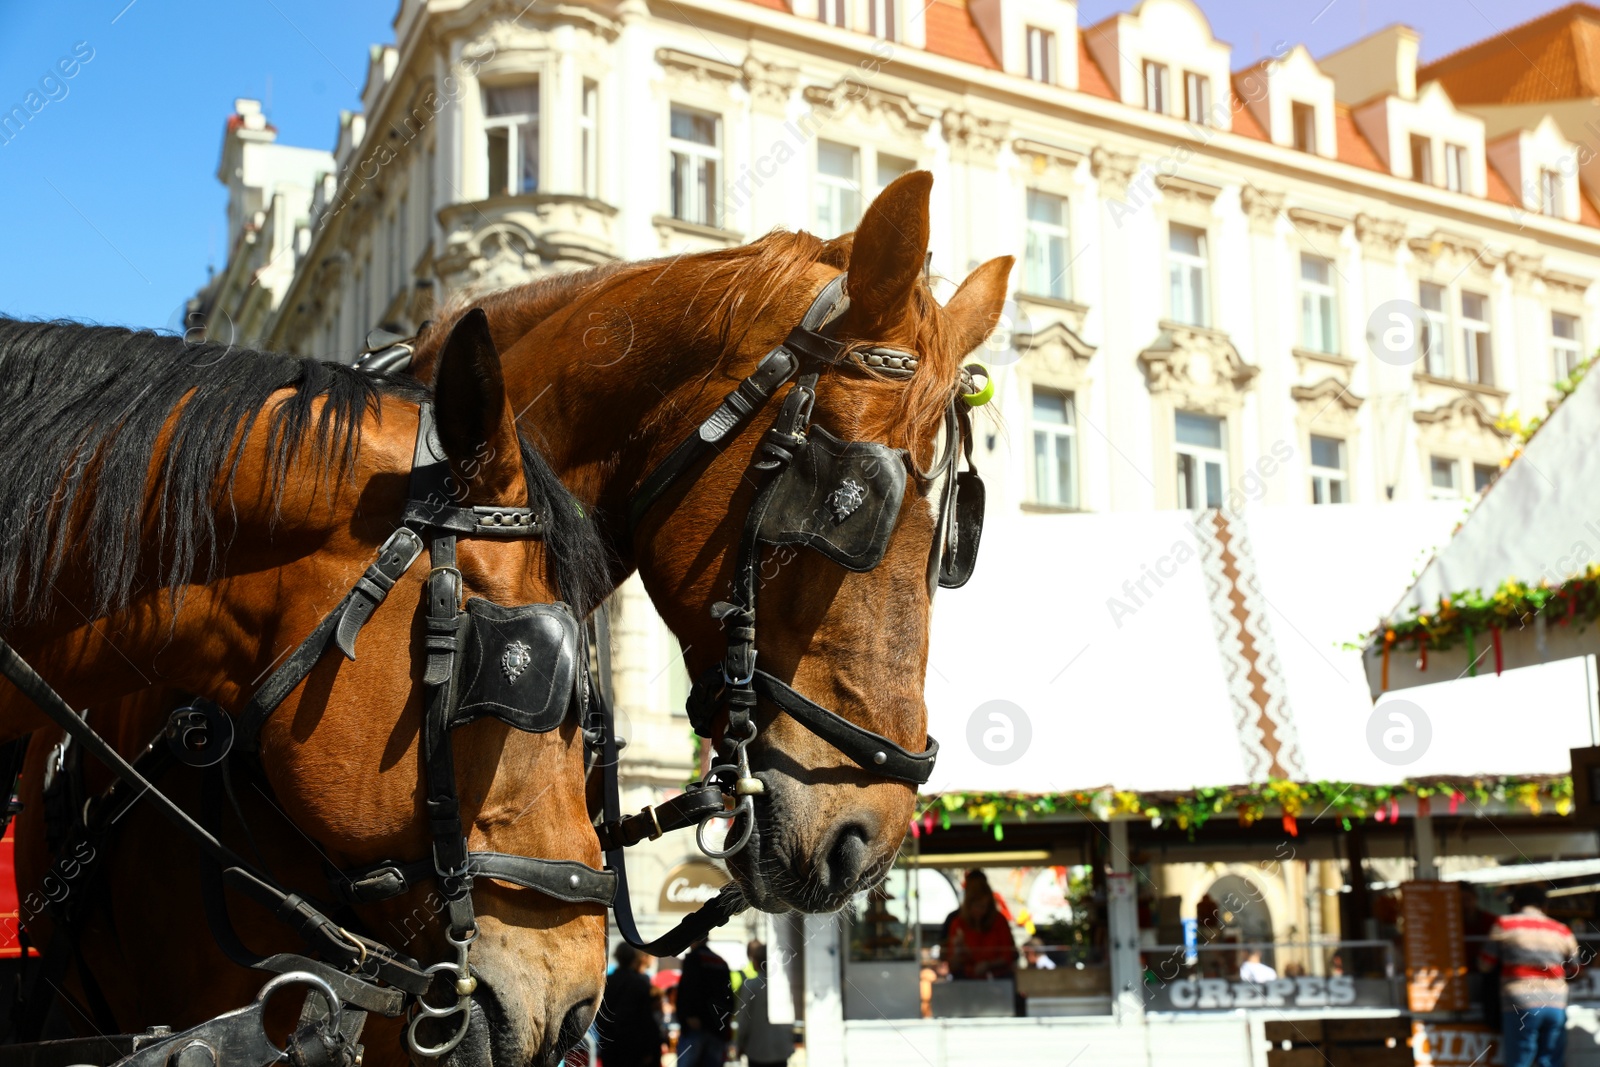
[846,170,932,322]
[943,256,1014,356]
[432,308,523,500]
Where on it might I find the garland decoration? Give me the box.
[1367,568,1600,657]
[926,777,1573,842]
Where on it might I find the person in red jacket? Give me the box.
[942,870,1017,980]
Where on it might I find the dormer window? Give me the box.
[868,0,897,41]
[1144,61,1171,115]
[818,0,846,28]
[1184,72,1212,125]
[1409,134,1433,184]
[1444,144,1467,193]
[1540,168,1562,216]
[1291,102,1316,153]
[1026,27,1055,84]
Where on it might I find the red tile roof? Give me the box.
[1485,160,1520,206]
[1333,105,1385,171]
[1581,189,1600,226]
[744,0,790,11]
[1418,3,1600,103]
[1077,34,1115,99]
[924,0,999,70]
[1229,78,1268,140]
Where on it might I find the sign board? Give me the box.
[1411,1021,1501,1067]
[657,860,729,913]
[1403,880,1469,1013]
[1145,974,1393,1011]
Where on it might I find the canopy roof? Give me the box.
[925,501,1593,797]
[1360,366,1600,696]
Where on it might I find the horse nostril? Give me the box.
[825,822,873,893]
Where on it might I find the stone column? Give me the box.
[803,913,846,1062]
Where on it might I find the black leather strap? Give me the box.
[752,670,938,785]
[334,853,615,907]
[333,528,425,660]
[595,786,727,852]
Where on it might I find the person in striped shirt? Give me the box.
[1479,884,1579,1067]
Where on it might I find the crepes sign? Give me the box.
[1146,974,1393,1011]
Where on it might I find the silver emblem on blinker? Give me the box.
[502,641,532,683]
[828,478,867,524]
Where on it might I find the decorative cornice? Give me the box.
[1015,318,1097,381]
[1285,207,1350,241]
[1156,174,1222,207]
[1139,322,1258,410]
[1290,377,1363,414]
[1089,147,1140,200]
[803,80,933,137]
[1412,393,1509,438]
[742,55,798,111]
[1542,269,1593,296]
[1240,186,1285,234]
[1409,230,1496,274]
[1354,213,1407,260]
[941,109,1008,158]
[656,47,742,88]
[1012,138,1085,172]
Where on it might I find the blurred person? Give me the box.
[1282,961,1306,978]
[1240,949,1277,983]
[1023,937,1057,970]
[676,938,734,1067]
[734,942,794,1067]
[941,869,1017,980]
[599,943,660,1067]
[1480,885,1578,1067]
[731,938,762,995]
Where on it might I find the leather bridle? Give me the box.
[0,402,614,1060]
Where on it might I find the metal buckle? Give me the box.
[722,651,757,688]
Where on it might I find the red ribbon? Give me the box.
[1417,634,1428,671]
[1282,814,1299,837]
[1492,626,1503,676]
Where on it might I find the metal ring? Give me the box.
[256,972,343,1057]
[415,961,472,1018]
[407,1000,475,1059]
[697,795,755,859]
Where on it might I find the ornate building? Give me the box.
[193,0,1600,971]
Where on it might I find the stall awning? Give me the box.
[924,501,1593,797]
[1361,368,1600,696]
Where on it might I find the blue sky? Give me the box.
[0,0,1570,332]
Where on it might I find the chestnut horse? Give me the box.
[408,171,1012,911]
[0,313,610,1067]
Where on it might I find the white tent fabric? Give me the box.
[924,502,1593,796]
[1389,368,1600,617]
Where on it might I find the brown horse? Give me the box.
[0,313,610,1067]
[409,171,1011,910]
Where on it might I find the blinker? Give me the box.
[753,425,908,573]
[449,600,582,733]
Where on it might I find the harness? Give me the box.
[0,402,613,1061]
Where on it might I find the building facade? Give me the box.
[193,0,1600,1027]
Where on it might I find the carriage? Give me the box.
[0,174,1004,1067]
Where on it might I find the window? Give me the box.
[1184,72,1212,126]
[1540,168,1562,216]
[1144,61,1170,115]
[815,140,861,237]
[668,105,720,226]
[818,0,847,26]
[1429,456,1458,499]
[869,0,897,40]
[1026,27,1055,83]
[1299,254,1337,354]
[1032,389,1077,507]
[1291,102,1316,153]
[579,78,598,199]
[1168,224,1208,327]
[1444,143,1467,193]
[485,82,539,196]
[1473,463,1499,494]
[1024,190,1070,300]
[1460,291,1493,385]
[1309,435,1346,504]
[1420,282,1449,377]
[1552,312,1583,380]
[1409,134,1432,184]
[874,153,915,196]
[1175,412,1226,510]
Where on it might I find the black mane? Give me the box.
[0,318,609,628]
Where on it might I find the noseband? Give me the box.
[0,402,613,1060]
